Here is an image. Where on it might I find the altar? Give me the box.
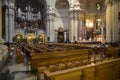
[55,27,69,43]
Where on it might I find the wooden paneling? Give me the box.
[82,67,95,80]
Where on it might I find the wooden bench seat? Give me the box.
[31,49,90,70]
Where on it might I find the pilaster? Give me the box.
[4,0,15,42]
[69,3,81,42]
[112,0,119,42]
[106,0,113,42]
[69,11,74,42]
[46,5,56,42]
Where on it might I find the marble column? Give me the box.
[46,5,55,42]
[101,26,104,44]
[5,1,15,42]
[4,0,8,42]
[106,0,112,42]
[112,0,119,42]
[74,11,78,41]
[70,11,74,42]
[64,32,66,42]
[69,3,81,42]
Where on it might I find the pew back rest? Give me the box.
[31,49,90,71]
[44,58,120,80]
[105,47,119,58]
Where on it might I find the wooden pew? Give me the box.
[31,49,90,72]
[43,58,120,80]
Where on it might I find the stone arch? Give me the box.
[54,0,70,30]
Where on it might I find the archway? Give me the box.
[57,27,64,43]
[55,0,70,30]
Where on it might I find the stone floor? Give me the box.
[0,50,37,80]
[0,47,38,80]
[9,63,37,80]
[2,63,37,80]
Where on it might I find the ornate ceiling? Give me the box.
[78,0,105,19]
[79,0,105,12]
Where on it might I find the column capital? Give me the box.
[9,2,15,10]
[4,1,15,11]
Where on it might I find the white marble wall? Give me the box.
[54,9,70,30]
[4,0,15,42]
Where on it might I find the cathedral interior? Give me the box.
[0,0,120,80]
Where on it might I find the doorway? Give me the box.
[57,32,64,43]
